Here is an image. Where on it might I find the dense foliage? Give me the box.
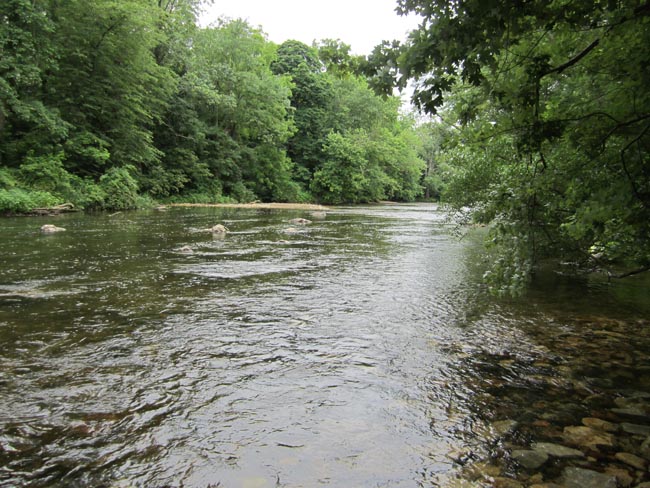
[0,0,427,212]
[393,0,650,293]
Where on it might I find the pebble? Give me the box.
[621,423,650,436]
[562,426,615,449]
[532,442,584,459]
[511,450,549,470]
[581,417,619,432]
[614,452,646,470]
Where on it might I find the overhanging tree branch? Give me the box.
[542,38,600,77]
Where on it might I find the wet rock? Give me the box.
[635,483,650,488]
[491,420,519,438]
[612,407,650,421]
[640,437,650,459]
[532,442,585,459]
[493,477,524,488]
[309,211,326,219]
[561,467,617,488]
[621,423,650,436]
[562,425,616,449]
[40,224,66,233]
[604,467,634,488]
[204,224,229,233]
[289,218,311,225]
[511,449,548,470]
[447,448,474,465]
[615,452,647,470]
[582,417,619,433]
[529,484,563,488]
[177,245,193,254]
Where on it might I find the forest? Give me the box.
[0,0,432,214]
[1,0,649,294]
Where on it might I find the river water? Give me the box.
[1,204,649,487]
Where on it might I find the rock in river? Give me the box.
[40,224,66,233]
[561,467,617,488]
[531,442,585,459]
[511,449,549,470]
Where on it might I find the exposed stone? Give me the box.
[204,224,229,233]
[511,449,548,470]
[621,423,650,436]
[177,245,193,254]
[563,426,615,449]
[532,442,585,459]
[289,218,312,225]
[582,417,619,433]
[40,224,66,233]
[615,452,647,470]
[561,467,617,488]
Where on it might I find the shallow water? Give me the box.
[0,204,649,487]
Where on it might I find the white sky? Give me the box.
[200,0,420,55]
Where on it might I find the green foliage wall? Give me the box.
[1,1,428,212]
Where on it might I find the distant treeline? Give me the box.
[0,0,440,213]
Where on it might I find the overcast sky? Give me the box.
[200,0,420,55]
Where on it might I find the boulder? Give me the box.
[40,224,66,233]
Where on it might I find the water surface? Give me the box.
[1,204,648,487]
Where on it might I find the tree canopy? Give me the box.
[0,1,428,212]
[390,0,650,293]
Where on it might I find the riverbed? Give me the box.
[1,204,649,487]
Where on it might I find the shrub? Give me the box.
[0,188,61,213]
[98,166,140,210]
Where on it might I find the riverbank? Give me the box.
[168,202,329,211]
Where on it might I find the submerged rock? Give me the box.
[561,467,617,488]
[490,420,519,438]
[511,449,549,470]
[177,245,193,254]
[621,423,650,436]
[581,417,619,433]
[614,451,646,470]
[532,442,585,459]
[40,224,66,233]
[563,425,616,449]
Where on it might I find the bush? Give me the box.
[98,166,141,210]
[0,168,19,189]
[0,188,61,213]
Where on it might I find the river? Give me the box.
[1,203,649,487]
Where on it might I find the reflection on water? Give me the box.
[0,204,649,487]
